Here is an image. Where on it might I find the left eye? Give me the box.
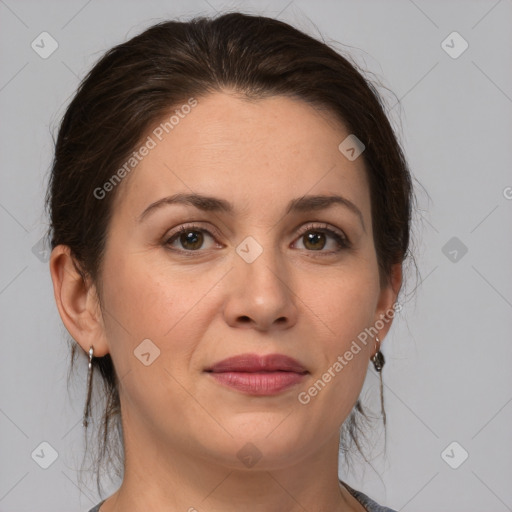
[164,224,350,253]
[165,225,218,251]
[293,225,350,252]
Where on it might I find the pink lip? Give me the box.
[206,353,308,373]
[204,353,308,396]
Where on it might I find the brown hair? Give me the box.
[45,12,416,495]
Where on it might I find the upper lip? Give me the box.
[205,353,308,373]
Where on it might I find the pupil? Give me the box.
[305,232,325,250]
[182,231,202,249]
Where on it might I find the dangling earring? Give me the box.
[371,336,386,426]
[371,336,385,372]
[83,346,94,427]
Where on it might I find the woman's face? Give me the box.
[92,92,399,470]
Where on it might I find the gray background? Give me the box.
[1,0,511,511]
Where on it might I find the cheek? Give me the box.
[291,267,379,398]
[298,278,376,416]
[99,252,222,374]
[98,255,207,415]
[304,265,380,345]
[102,251,191,336]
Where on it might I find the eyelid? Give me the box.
[294,222,349,242]
[164,222,223,243]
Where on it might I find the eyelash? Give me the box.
[163,222,351,255]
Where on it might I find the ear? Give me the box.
[49,245,110,357]
[373,263,402,341]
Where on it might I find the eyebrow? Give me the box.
[137,192,366,231]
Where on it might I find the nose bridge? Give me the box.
[223,231,298,330]
[235,232,288,296]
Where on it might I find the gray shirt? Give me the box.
[87,481,396,511]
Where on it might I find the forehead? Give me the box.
[112,92,370,223]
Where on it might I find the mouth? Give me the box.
[204,353,309,396]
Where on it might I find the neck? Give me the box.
[99,409,362,512]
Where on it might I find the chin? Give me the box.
[198,422,308,467]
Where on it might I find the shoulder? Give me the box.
[86,487,396,512]
[87,500,105,512]
[340,480,397,512]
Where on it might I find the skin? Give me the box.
[50,92,401,512]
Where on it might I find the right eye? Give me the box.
[164,224,221,252]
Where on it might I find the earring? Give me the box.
[82,346,94,428]
[372,336,386,426]
[371,336,385,372]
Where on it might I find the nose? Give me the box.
[222,241,299,332]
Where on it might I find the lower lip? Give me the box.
[207,371,307,396]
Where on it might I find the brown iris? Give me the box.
[303,231,326,251]
[180,230,204,250]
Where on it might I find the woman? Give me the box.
[47,12,414,512]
